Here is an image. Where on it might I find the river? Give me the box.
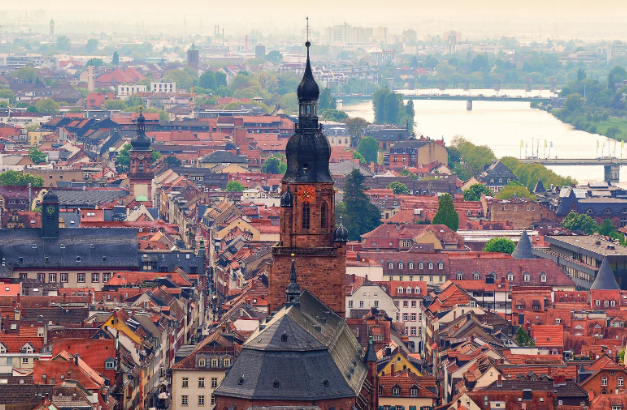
[340,89,622,185]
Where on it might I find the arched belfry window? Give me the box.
[302,203,310,230]
[321,202,327,229]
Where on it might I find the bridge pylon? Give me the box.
[605,164,620,183]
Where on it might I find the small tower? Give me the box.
[364,336,379,410]
[512,230,533,259]
[187,44,199,71]
[49,18,55,37]
[128,108,153,206]
[41,190,59,239]
[285,257,301,307]
[591,256,621,290]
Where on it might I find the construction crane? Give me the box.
[189,84,197,118]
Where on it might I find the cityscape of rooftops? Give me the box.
[1,2,627,410]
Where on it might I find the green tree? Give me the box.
[215,72,227,88]
[0,89,15,103]
[13,67,38,83]
[85,39,99,53]
[562,211,599,234]
[164,156,182,167]
[26,105,39,113]
[265,50,283,63]
[319,87,336,110]
[400,168,418,179]
[451,137,496,179]
[199,70,217,90]
[262,155,287,174]
[353,151,366,164]
[387,181,409,195]
[564,93,583,113]
[56,35,71,51]
[321,109,348,122]
[606,126,621,139]
[103,100,128,111]
[357,136,379,163]
[483,237,516,254]
[463,183,493,201]
[432,193,459,231]
[495,181,536,200]
[337,169,381,241]
[0,170,44,187]
[35,98,59,114]
[112,51,120,66]
[373,87,390,123]
[514,327,535,347]
[598,219,622,240]
[226,181,246,192]
[29,148,47,164]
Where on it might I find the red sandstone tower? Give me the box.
[128,108,153,206]
[268,40,349,316]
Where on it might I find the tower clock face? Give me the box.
[298,185,315,203]
[46,205,56,215]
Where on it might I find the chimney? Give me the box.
[391,364,395,376]
[74,354,79,366]
[456,400,461,409]
[497,374,502,386]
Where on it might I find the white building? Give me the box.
[381,280,427,352]
[346,283,398,319]
[608,42,627,63]
[118,84,147,98]
[151,81,177,93]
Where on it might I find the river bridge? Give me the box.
[336,93,554,110]
[519,157,627,183]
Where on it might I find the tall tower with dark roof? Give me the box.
[268,31,348,316]
[128,108,153,206]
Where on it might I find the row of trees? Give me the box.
[562,211,623,241]
[0,170,44,187]
[450,137,576,189]
[373,88,415,131]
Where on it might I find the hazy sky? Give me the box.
[2,0,627,39]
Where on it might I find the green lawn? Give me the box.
[592,118,627,140]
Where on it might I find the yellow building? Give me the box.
[27,130,53,146]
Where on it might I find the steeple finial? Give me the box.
[285,254,301,307]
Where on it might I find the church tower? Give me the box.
[128,108,153,206]
[268,36,349,316]
[41,190,59,239]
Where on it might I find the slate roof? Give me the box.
[215,290,367,401]
[591,256,620,290]
[533,179,546,194]
[329,160,373,177]
[0,228,139,276]
[511,230,533,259]
[484,379,587,398]
[199,150,248,164]
[479,160,517,185]
[52,189,129,207]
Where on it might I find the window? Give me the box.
[540,273,547,283]
[392,386,400,397]
[105,360,115,369]
[49,273,56,283]
[399,262,404,269]
[77,273,85,283]
[507,273,514,282]
[406,286,412,294]
[411,313,416,321]
[211,395,216,405]
[103,273,111,282]
[524,273,530,282]
[619,377,624,387]
[374,300,379,307]
[411,327,416,335]
[60,273,68,283]
[349,300,354,308]
[22,357,29,364]
[403,301,408,308]
[418,262,423,269]
[602,377,608,386]
[181,395,188,406]
[359,301,364,308]
[473,273,480,280]
[302,204,310,229]
[199,378,205,388]
[389,262,394,269]
[198,395,205,406]
[223,358,231,367]
[410,387,418,397]
[397,286,404,294]
[211,378,218,388]
[198,358,206,367]
[182,377,189,388]
[409,262,414,269]
[321,203,327,229]
[403,313,408,321]
[428,262,433,269]
[411,301,417,307]
[456,272,463,280]
[211,358,218,367]
[438,261,444,269]
[38,273,45,282]
[92,273,100,283]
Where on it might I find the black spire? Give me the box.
[364,336,377,363]
[591,256,621,290]
[285,257,301,307]
[282,18,333,184]
[512,230,533,259]
[131,106,151,151]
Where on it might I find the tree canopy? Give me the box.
[337,169,381,241]
[357,136,379,164]
[387,181,409,195]
[261,154,287,175]
[0,170,44,187]
[562,211,599,234]
[29,148,47,164]
[483,237,516,254]
[463,183,493,201]
[226,181,246,192]
[372,87,414,131]
[432,193,459,231]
